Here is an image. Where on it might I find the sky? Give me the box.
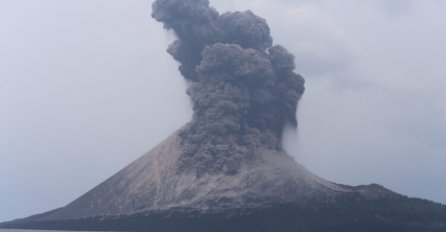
[1,0,445,222]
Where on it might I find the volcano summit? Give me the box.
[2,0,446,231]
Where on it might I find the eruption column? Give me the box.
[152,0,305,177]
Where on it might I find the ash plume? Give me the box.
[152,0,305,177]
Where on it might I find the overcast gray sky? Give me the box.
[1,0,445,222]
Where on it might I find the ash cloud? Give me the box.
[152,0,305,177]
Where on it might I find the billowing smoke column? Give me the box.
[152,0,305,177]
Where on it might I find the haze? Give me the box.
[1,0,445,222]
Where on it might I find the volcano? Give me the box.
[2,0,446,231]
[2,129,446,232]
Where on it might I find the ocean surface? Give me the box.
[0,230,111,232]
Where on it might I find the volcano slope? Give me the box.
[1,131,446,232]
[2,0,446,231]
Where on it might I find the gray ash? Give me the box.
[152,0,305,177]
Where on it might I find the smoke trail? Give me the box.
[152,0,305,177]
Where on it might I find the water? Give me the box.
[0,230,109,232]
[0,230,59,232]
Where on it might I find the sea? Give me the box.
[0,230,112,232]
